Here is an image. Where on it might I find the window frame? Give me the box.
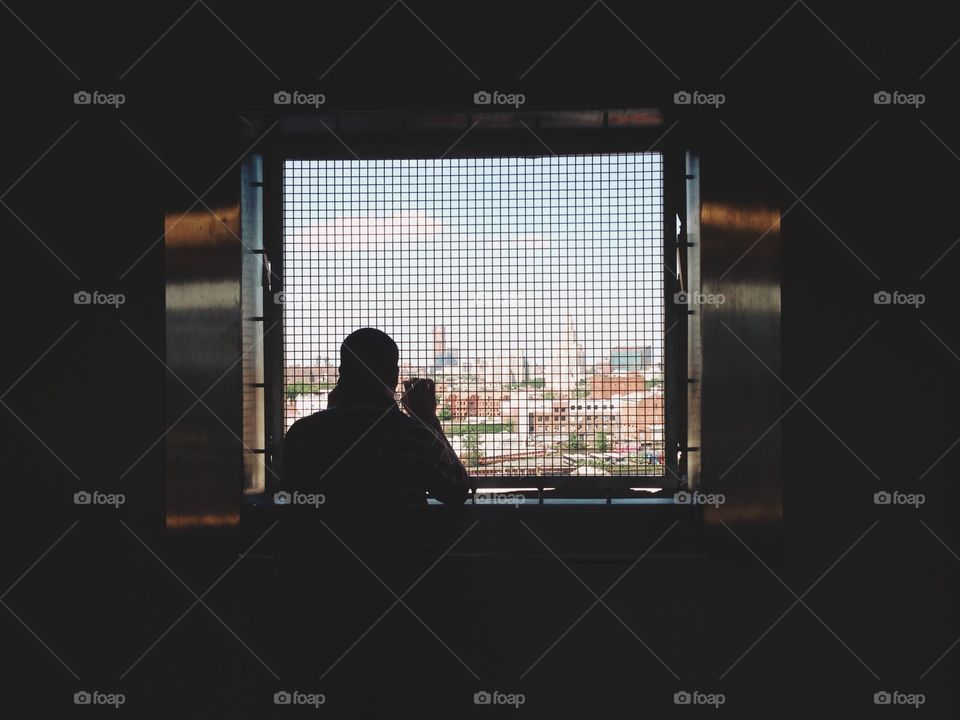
[259,111,689,499]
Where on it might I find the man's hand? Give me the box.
[401,377,439,423]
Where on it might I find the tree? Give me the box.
[463,429,481,466]
[594,431,609,452]
[285,382,307,402]
[566,432,584,450]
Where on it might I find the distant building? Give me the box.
[548,314,586,392]
[589,371,646,398]
[432,324,457,368]
[501,391,537,435]
[399,362,429,380]
[476,353,529,386]
[527,362,546,380]
[285,363,338,386]
[618,390,665,444]
[445,392,504,420]
[610,346,654,373]
[527,399,618,442]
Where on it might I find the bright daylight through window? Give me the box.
[282,153,665,478]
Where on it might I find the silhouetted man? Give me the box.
[282,327,470,508]
[278,329,471,711]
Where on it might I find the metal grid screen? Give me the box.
[282,153,665,478]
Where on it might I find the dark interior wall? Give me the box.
[1,1,957,717]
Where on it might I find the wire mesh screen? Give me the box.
[282,153,665,477]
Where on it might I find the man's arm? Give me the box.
[280,417,313,493]
[422,415,471,505]
[401,378,472,505]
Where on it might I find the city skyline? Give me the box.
[283,153,665,370]
[283,319,659,372]
[282,153,667,476]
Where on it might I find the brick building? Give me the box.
[588,371,647,398]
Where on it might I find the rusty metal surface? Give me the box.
[165,173,244,530]
[698,150,783,535]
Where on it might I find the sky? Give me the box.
[282,153,665,370]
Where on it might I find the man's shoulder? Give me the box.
[287,405,438,441]
[285,407,344,446]
[287,405,417,440]
[288,408,333,434]
[387,412,442,438]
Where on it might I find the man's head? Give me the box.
[337,328,399,400]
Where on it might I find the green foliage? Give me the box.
[285,382,306,401]
[461,429,481,466]
[594,431,609,452]
[446,421,514,435]
[285,382,333,401]
[508,377,546,390]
